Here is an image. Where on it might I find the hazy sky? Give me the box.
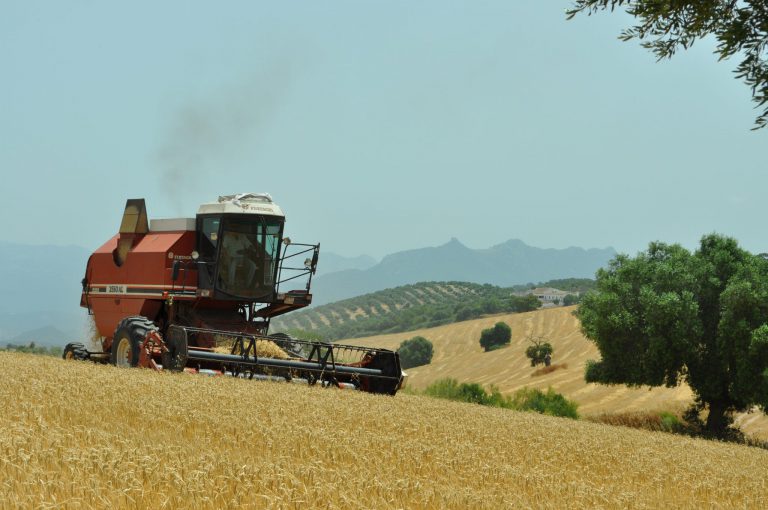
[1,1,764,260]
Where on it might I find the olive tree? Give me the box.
[578,234,768,438]
[397,336,434,369]
[526,336,554,367]
[479,322,512,352]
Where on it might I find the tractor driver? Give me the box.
[221,230,259,290]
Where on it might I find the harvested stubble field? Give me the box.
[2,352,768,509]
[350,306,768,439]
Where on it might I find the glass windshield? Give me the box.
[217,215,283,299]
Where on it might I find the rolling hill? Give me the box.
[348,306,768,440]
[271,279,593,341]
[2,351,768,509]
[272,281,508,340]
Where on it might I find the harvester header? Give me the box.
[65,194,403,395]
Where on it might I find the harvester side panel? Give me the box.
[83,231,197,344]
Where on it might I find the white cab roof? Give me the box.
[197,193,285,218]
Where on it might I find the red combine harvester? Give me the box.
[64,193,403,395]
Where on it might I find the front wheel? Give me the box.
[111,316,158,368]
[63,342,89,361]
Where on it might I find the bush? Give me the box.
[397,336,434,369]
[423,378,462,400]
[421,378,579,419]
[479,322,511,352]
[660,411,683,433]
[424,378,496,405]
[510,387,579,419]
[457,382,488,404]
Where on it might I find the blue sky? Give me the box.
[1,1,764,259]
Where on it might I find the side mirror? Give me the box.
[171,260,181,281]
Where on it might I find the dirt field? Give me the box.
[1,351,768,509]
[348,306,768,439]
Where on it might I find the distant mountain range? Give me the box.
[314,252,377,277]
[309,238,615,305]
[6,325,75,348]
[0,241,90,346]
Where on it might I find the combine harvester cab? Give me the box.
[66,194,403,395]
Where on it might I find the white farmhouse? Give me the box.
[528,287,573,306]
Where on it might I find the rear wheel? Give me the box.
[111,316,158,368]
[63,342,89,361]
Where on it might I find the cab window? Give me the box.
[199,217,221,260]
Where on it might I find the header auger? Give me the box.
[64,194,403,395]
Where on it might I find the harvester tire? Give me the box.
[63,342,89,361]
[111,316,158,368]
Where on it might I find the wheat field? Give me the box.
[1,351,768,509]
[349,306,768,439]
